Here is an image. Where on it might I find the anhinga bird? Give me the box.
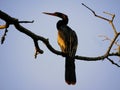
[43,12,78,85]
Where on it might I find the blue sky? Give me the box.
[0,0,120,90]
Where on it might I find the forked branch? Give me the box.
[0,6,120,67]
[82,3,120,67]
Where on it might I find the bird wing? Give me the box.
[57,25,78,57]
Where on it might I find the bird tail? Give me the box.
[65,56,76,85]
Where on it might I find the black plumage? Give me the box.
[43,12,78,85]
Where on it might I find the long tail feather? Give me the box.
[65,57,76,85]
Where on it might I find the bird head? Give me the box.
[43,12,68,20]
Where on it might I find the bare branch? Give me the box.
[0,10,120,63]
[82,3,110,21]
[106,33,120,55]
[0,10,64,57]
[107,57,120,67]
[109,21,118,36]
[103,11,117,35]
[103,11,114,17]
[18,20,34,23]
[99,35,119,46]
[33,39,44,58]
[82,3,118,36]
[99,35,111,41]
[82,3,120,58]
[75,52,120,61]
[1,28,8,44]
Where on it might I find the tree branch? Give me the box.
[1,28,8,44]
[82,3,110,21]
[0,9,120,66]
[82,3,118,35]
[0,10,64,57]
[82,3,120,65]
[33,39,44,58]
[18,20,34,23]
[107,57,120,67]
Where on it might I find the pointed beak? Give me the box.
[43,12,56,16]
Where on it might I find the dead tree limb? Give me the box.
[82,3,120,66]
[0,8,120,67]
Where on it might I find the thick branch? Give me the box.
[75,52,120,61]
[0,10,64,57]
[0,10,120,64]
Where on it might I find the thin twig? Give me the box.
[33,39,44,58]
[109,21,118,35]
[82,3,110,21]
[107,57,120,67]
[1,28,8,44]
[103,11,117,35]
[106,33,120,55]
[18,20,34,23]
[103,11,114,17]
[82,3,118,36]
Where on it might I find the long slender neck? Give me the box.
[57,18,68,30]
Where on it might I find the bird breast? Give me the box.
[57,31,66,52]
